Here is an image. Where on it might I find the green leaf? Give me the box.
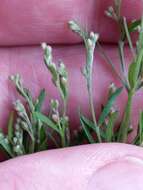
[35,89,46,112]
[137,17,143,50]
[128,62,137,89]
[46,131,59,148]
[7,111,14,142]
[60,79,68,100]
[128,20,141,33]
[0,138,14,158]
[122,20,141,41]
[33,112,60,134]
[23,88,33,103]
[98,87,122,126]
[39,138,48,151]
[80,114,95,143]
[123,18,135,57]
[128,49,143,89]
[106,111,118,142]
[80,113,106,140]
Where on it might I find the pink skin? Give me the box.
[0,0,143,189]
[0,0,142,45]
[1,144,143,189]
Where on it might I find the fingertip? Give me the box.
[88,156,143,190]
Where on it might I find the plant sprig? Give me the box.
[1,0,143,159]
[69,21,101,142]
[0,44,70,158]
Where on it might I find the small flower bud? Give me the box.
[13,137,18,144]
[105,6,115,18]
[108,6,114,13]
[42,43,52,53]
[61,77,67,85]
[105,10,112,18]
[16,118,21,124]
[4,138,9,144]
[137,26,143,33]
[87,39,93,48]
[90,32,95,39]
[109,83,117,94]
[94,33,99,42]
[90,32,99,42]
[15,131,21,138]
[129,125,133,130]
[51,99,59,110]
[52,114,59,123]
[59,62,65,70]
[18,112,24,117]
[13,145,21,153]
[41,42,47,50]
[21,121,29,130]
[9,75,15,81]
[15,124,20,131]
[110,107,116,114]
[68,20,80,32]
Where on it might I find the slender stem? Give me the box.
[57,119,66,147]
[118,89,134,142]
[57,75,68,117]
[123,17,136,58]
[63,99,67,117]
[86,48,102,143]
[29,138,35,153]
[118,41,126,73]
[61,132,66,147]
[118,41,130,89]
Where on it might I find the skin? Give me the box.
[0,0,143,189]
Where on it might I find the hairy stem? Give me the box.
[86,47,102,143]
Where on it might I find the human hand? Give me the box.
[0,0,143,189]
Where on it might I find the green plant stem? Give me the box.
[29,136,35,153]
[61,132,66,147]
[123,17,136,58]
[86,47,102,143]
[58,122,66,147]
[118,89,134,142]
[63,99,67,117]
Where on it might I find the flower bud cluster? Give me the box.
[13,118,24,155]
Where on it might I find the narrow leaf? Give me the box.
[98,87,122,126]
[128,20,141,33]
[0,139,14,158]
[35,89,46,111]
[33,112,60,134]
[106,111,118,142]
[80,114,95,143]
[7,111,14,142]
[128,49,143,89]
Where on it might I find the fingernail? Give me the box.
[87,156,143,190]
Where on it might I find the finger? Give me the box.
[0,45,142,136]
[0,143,143,189]
[0,0,142,45]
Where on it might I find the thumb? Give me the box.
[0,143,143,189]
